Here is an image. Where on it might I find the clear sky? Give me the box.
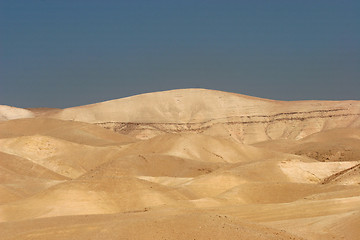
[1,0,359,108]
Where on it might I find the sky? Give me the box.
[1,0,359,108]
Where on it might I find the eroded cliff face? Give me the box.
[95,106,360,143]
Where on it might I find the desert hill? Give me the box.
[46,89,360,143]
[2,89,360,143]
[0,89,359,239]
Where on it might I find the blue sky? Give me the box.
[1,0,359,108]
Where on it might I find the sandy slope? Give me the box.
[0,89,360,239]
[254,128,360,163]
[0,151,66,204]
[0,105,34,121]
[0,210,305,240]
[0,135,126,178]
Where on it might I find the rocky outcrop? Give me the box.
[95,105,360,143]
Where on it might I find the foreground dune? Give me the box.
[0,89,359,239]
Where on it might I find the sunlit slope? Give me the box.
[48,89,360,143]
[266,209,360,240]
[0,135,124,178]
[50,89,275,123]
[0,105,34,121]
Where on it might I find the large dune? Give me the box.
[0,89,359,239]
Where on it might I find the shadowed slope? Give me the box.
[117,133,281,163]
[79,154,225,180]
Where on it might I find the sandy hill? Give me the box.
[0,135,126,178]
[0,151,65,204]
[0,176,191,222]
[44,89,360,143]
[0,89,360,239]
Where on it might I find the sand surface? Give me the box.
[0,89,359,239]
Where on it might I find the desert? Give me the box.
[0,89,359,239]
